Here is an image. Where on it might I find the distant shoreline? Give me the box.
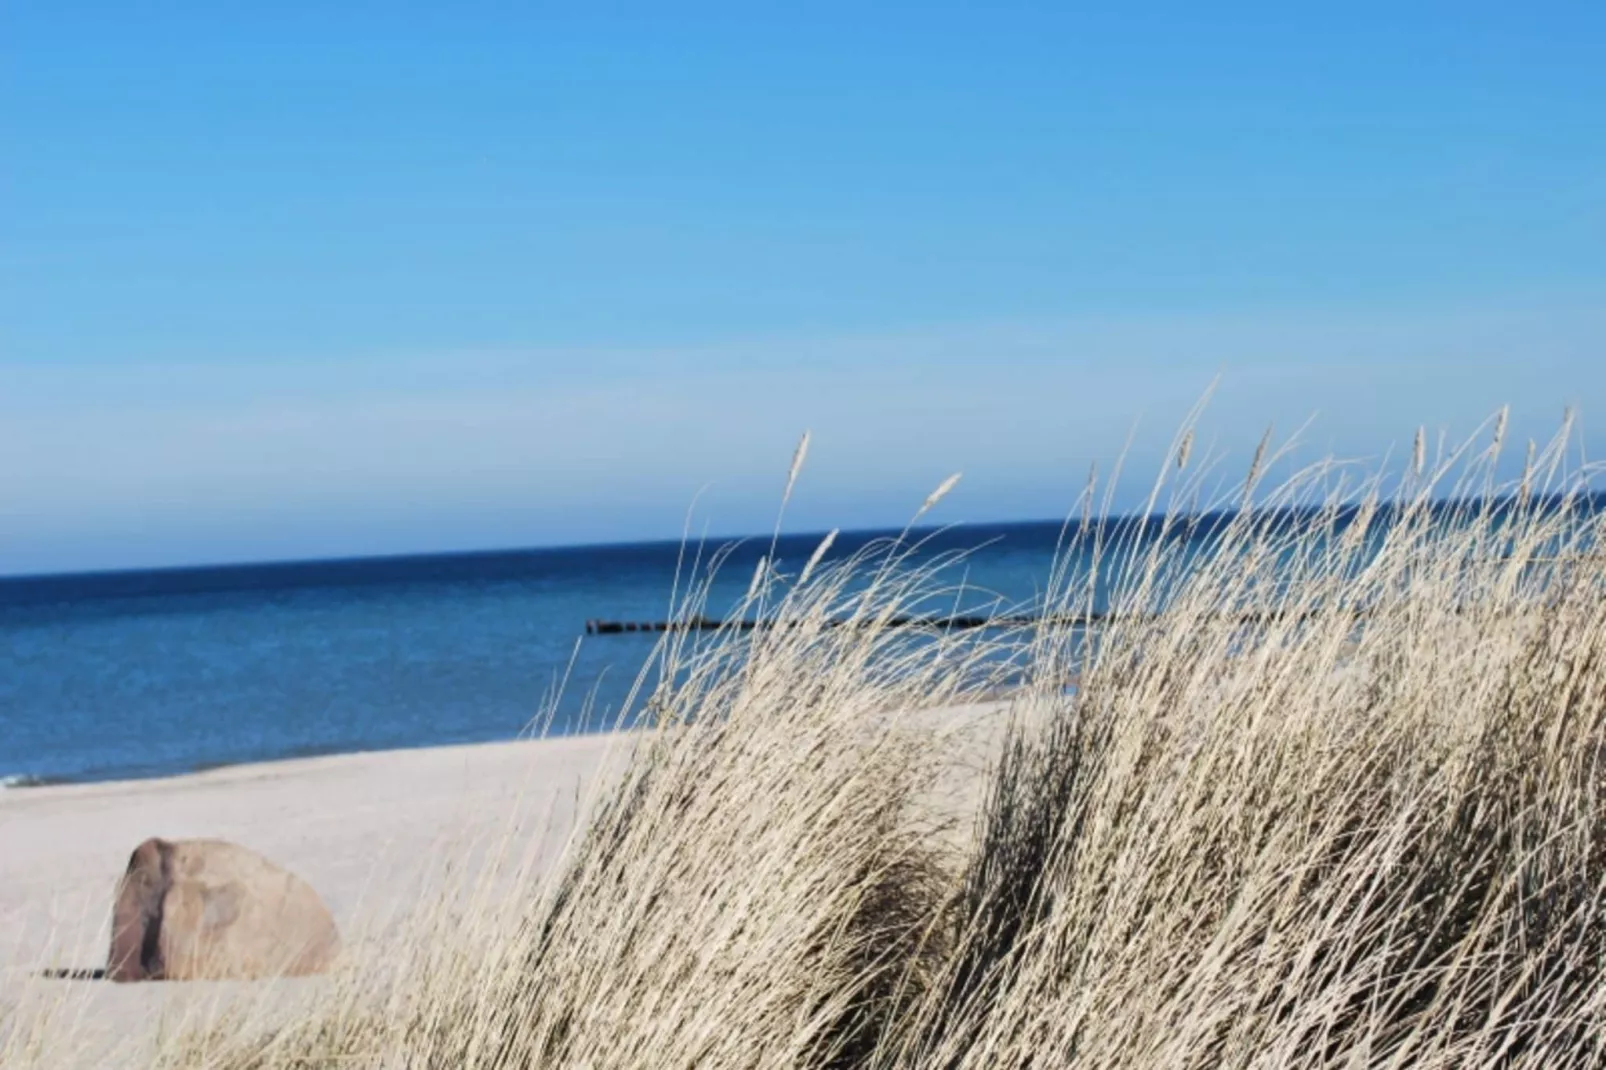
[0,722,602,794]
[1,691,1024,795]
[0,726,617,799]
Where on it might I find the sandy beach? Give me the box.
[0,730,636,1065]
[0,703,1004,1066]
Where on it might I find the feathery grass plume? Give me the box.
[800,528,839,586]
[770,429,812,555]
[914,473,962,524]
[1491,404,1509,458]
[749,429,814,620]
[1414,425,1426,478]
[785,430,812,503]
[1081,460,1097,533]
[1176,428,1194,471]
[745,553,769,602]
[1520,438,1536,504]
[1242,422,1272,511]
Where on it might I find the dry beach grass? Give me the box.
[5,412,1605,1068]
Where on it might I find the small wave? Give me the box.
[1,773,52,789]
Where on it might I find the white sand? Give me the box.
[0,731,633,1066]
[0,702,1006,1066]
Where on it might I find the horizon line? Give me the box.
[4,485,1597,589]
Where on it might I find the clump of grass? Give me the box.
[885,417,1606,1069]
[467,550,1000,1068]
[89,411,1606,1069]
[149,495,1012,1070]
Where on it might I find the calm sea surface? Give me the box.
[10,494,1585,788]
[0,523,1076,786]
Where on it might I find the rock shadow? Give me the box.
[35,967,107,980]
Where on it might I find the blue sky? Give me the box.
[2,3,1602,574]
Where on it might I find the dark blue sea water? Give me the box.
[0,523,1073,786]
[7,493,1593,788]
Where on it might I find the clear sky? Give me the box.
[2,3,1602,574]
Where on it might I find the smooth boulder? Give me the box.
[107,837,339,982]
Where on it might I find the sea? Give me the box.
[8,490,1594,789]
[0,522,1078,787]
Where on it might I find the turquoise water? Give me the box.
[0,523,1073,786]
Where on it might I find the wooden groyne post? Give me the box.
[583,613,1107,635]
[581,608,1360,636]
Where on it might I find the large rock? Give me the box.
[107,837,340,982]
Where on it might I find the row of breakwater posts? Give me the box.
[583,614,1038,635]
[582,609,1328,635]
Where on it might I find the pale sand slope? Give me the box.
[0,702,1006,1067]
[0,731,635,1066]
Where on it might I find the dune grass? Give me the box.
[12,412,1606,1069]
[875,420,1606,1069]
